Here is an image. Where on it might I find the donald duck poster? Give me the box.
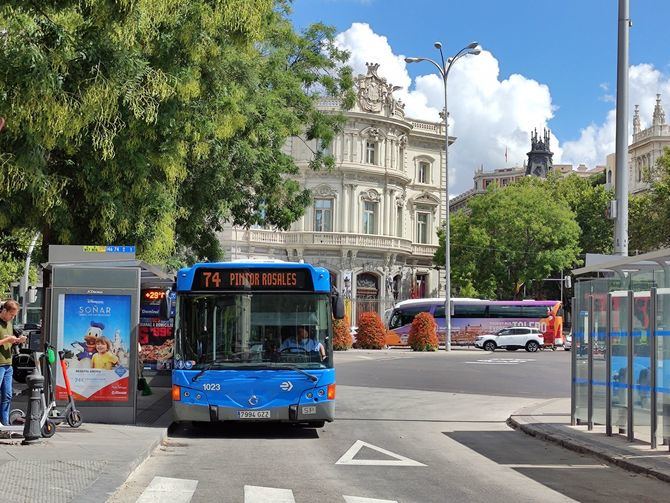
[56,293,132,402]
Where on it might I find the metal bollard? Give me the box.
[22,371,44,445]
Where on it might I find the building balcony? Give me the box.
[411,243,439,258]
[227,229,437,257]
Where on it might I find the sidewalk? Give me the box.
[507,397,670,484]
[0,386,173,503]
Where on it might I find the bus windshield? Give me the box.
[175,293,333,369]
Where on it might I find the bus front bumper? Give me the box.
[173,400,335,423]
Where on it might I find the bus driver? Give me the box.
[280,326,326,361]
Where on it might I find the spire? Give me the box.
[633,104,641,134]
[652,94,666,126]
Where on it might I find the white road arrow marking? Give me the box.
[136,476,198,503]
[280,381,293,391]
[244,485,296,502]
[335,440,426,466]
[343,496,399,503]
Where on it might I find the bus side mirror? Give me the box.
[159,289,173,318]
[332,293,345,320]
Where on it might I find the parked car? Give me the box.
[474,327,544,352]
[563,333,572,351]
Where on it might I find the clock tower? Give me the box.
[525,128,554,177]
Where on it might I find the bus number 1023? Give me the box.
[201,272,221,288]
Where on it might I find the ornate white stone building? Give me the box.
[605,94,670,193]
[219,64,447,318]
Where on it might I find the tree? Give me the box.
[546,173,613,256]
[354,312,386,349]
[332,314,353,351]
[629,148,670,253]
[435,178,581,299]
[407,312,438,351]
[0,1,354,264]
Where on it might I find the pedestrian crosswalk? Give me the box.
[466,357,536,365]
[135,476,198,503]
[134,478,398,502]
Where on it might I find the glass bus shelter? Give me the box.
[571,248,670,448]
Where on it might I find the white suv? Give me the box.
[474,327,544,352]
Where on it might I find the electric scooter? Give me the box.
[41,345,83,429]
[5,348,57,439]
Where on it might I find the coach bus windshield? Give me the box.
[175,293,333,369]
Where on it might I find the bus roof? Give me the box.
[392,298,560,308]
[393,297,483,308]
[176,261,332,293]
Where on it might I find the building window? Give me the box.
[418,161,430,184]
[363,201,377,234]
[396,206,403,237]
[415,273,428,298]
[416,212,429,244]
[314,198,333,232]
[365,141,377,164]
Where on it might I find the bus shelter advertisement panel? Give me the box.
[56,294,132,402]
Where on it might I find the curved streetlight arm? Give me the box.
[445,45,476,79]
[404,56,445,78]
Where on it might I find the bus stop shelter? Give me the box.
[571,248,670,448]
[42,245,174,424]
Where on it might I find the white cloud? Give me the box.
[334,23,560,195]
[562,64,670,167]
[334,23,670,195]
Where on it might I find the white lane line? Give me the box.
[343,496,399,503]
[504,464,608,469]
[136,476,198,503]
[336,440,426,466]
[244,485,296,502]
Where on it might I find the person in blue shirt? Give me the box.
[280,326,325,360]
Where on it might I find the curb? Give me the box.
[506,415,670,484]
[81,426,169,503]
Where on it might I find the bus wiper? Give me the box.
[191,359,228,382]
[271,364,318,383]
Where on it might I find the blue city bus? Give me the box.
[171,261,344,427]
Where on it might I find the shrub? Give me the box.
[333,315,353,351]
[408,312,439,351]
[355,311,387,349]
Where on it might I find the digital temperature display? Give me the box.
[142,289,166,301]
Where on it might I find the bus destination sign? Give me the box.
[194,268,313,291]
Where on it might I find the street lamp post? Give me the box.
[405,41,481,351]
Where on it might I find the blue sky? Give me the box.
[290,0,670,193]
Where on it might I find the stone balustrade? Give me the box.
[234,229,436,257]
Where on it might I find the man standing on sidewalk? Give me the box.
[0,300,26,425]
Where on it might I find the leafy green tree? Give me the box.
[546,172,613,255]
[0,1,353,264]
[0,229,39,296]
[629,147,670,253]
[435,179,581,299]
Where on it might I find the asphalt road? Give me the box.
[335,347,571,399]
[111,349,669,503]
